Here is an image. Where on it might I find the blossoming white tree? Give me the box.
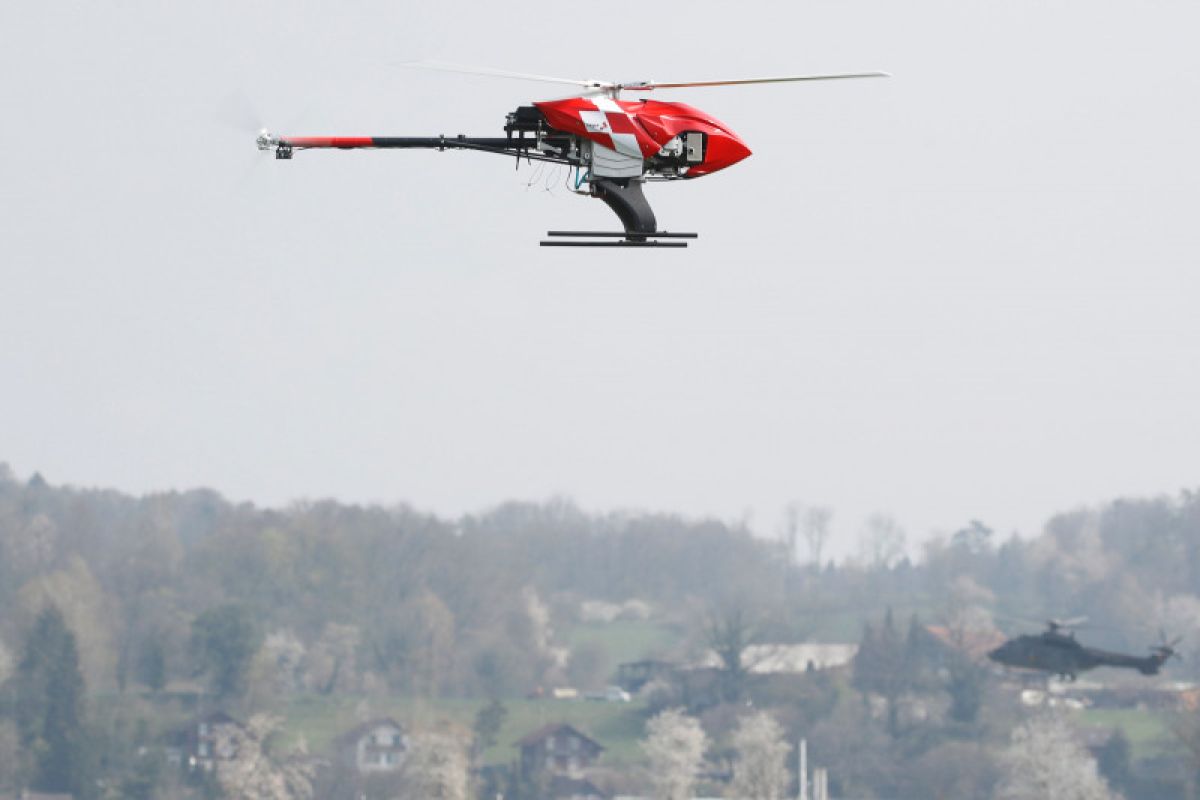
[729,711,790,800]
[212,714,314,800]
[642,708,708,800]
[402,731,470,800]
[996,714,1120,800]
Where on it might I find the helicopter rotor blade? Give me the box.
[993,612,1095,632]
[621,72,890,91]
[1050,616,1089,629]
[992,612,1054,631]
[394,60,617,91]
[217,90,267,135]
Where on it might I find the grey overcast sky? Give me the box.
[2,1,1198,557]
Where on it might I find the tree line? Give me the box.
[2,462,1200,797]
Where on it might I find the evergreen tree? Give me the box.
[472,699,508,759]
[852,621,877,698]
[1094,729,1132,794]
[136,633,167,692]
[851,609,908,736]
[945,651,987,724]
[15,605,89,796]
[190,604,261,698]
[903,614,932,691]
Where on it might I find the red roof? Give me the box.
[924,625,1007,661]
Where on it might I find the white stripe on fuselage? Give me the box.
[588,98,642,158]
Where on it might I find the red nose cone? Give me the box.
[697,134,751,176]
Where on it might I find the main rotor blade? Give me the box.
[394,60,615,90]
[623,72,890,90]
[1050,615,1089,629]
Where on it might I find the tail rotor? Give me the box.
[1146,631,1183,673]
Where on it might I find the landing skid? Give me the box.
[541,231,698,248]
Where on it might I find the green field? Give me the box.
[561,619,684,666]
[282,694,651,766]
[800,602,937,642]
[276,621,684,766]
[1078,708,1178,759]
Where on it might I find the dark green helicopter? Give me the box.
[987,617,1180,681]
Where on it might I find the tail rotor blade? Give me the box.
[216,90,266,135]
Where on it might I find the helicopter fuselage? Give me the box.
[532,97,751,179]
[988,632,1169,680]
[254,65,886,244]
[262,96,753,241]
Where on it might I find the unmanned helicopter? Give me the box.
[987,617,1180,681]
[254,62,888,247]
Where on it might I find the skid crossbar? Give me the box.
[541,240,689,248]
[541,230,698,248]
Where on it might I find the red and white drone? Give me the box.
[256,63,887,247]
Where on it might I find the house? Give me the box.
[518,723,604,779]
[671,643,858,711]
[335,718,408,773]
[693,643,859,674]
[615,660,675,693]
[923,624,1007,663]
[549,774,610,800]
[185,712,244,771]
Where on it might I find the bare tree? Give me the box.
[858,514,907,569]
[705,605,757,703]
[642,708,708,800]
[0,720,20,794]
[0,638,12,686]
[900,741,999,800]
[1154,593,1200,678]
[403,731,470,800]
[782,502,801,565]
[803,506,833,567]
[1170,711,1200,799]
[729,711,790,800]
[996,714,1119,800]
[303,623,360,695]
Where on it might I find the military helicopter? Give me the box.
[987,617,1180,681]
[253,62,888,247]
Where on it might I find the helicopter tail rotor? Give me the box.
[256,129,278,151]
[1144,633,1183,673]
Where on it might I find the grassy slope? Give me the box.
[281,619,681,766]
[283,694,651,766]
[561,619,684,666]
[1078,708,1178,759]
